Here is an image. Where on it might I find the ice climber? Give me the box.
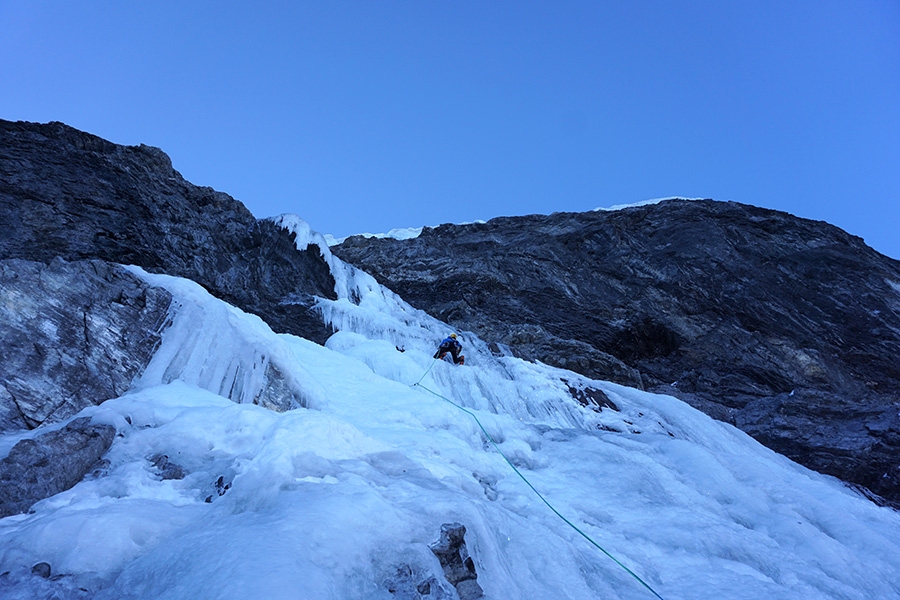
[434,333,465,365]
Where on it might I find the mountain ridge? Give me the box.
[0,119,336,344]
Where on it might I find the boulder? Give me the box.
[430,523,483,600]
[0,417,116,518]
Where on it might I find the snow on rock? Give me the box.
[887,279,900,295]
[593,197,706,212]
[1,230,900,599]
[272,213,383,302]
[325,226,425,247]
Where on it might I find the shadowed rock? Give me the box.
[382,564,455,599]
[430,523,483,600]
[0,417,116,518]
[30,563,51,579]
[0,119,336,344]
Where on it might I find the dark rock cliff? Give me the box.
[333,200,900,506]
[0,119,336,343]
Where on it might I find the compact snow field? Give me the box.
[2,217,900,600]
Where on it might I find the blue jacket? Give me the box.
[439,337,461,351]
[435,337,462,358]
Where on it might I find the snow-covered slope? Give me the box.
[1,217,899,600]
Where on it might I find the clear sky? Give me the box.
[2,1,899,258]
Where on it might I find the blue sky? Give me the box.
[2,1,899,258]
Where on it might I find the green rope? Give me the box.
[413,379,665,600]
[414,357,438,386]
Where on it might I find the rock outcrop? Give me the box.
[430,523,484,600]
[333,200,900,506]
[0,119,336,344]
[0,258,171,432]
[0,417,116,518]
[379,523,485,599]
[383,565,455,600]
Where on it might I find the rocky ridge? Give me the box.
[0,119,336,344]
[333,200,900,506]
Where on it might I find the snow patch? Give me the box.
[887,279,900,295]
[325,226,424,246]
[594,197,707,212]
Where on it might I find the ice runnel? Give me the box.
[274,215,604,431]
[126,266,320,411]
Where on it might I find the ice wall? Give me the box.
[274,214,614,431]
[127,266,324,411]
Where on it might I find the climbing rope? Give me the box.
[414,357,438,386]
[412,369,666,600]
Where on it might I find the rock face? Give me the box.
[0,258,171,432]
[377,522,483,599]
[333,200,900,506]
[0,119,336,344]
[430,523,484,600]
[0,417,116,518]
